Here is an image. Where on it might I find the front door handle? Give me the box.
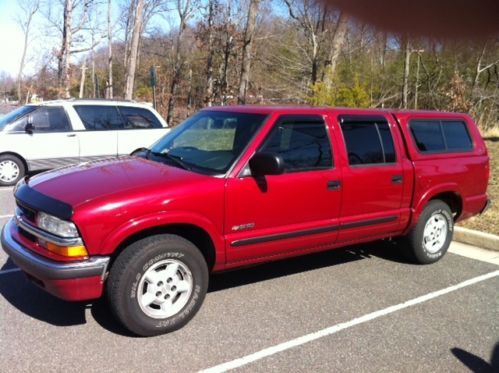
[327,180,341,190]
[392,175,403,184]
[66,133,76,137]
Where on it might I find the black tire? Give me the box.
[0,154,25,187]
[106,234,209,337]
[403,200,453,264]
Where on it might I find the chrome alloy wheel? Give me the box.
[422,213,448,253]
[0,160,20,183]
[137,259,193,319]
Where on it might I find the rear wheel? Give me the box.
[106,234,209,336]
[0,155,25,186]
[403,200,453,264]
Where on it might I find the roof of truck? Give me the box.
[204,105,468,118]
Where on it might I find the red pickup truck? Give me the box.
[1,106,490,336]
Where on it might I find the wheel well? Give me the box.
[430,192,462,220]
[110,224,216,270]
[0,152,28,172]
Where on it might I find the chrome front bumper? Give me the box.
[1,219,109,280]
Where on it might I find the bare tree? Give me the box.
[166,0,195,124]
[204,0,217,106]
[323,12,348,88]
[16,0,40,103]
[237,0,260,104]
[402,37,410,108]
[106,0,113,98]
[124,0,145,100]
[283,0,329,87]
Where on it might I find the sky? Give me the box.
[0,1,29,77]
[0,0,133,79]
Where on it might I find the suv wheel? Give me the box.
[107,234,209,336]
[0,155,25,186]
[404,200,453,264]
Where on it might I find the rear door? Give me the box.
[116,106,169,155]
[335,115,405,242]
[73,105,120,161]
[225,114,342,263]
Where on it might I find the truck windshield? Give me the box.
[0,106,36,130]
[148,111,267,175]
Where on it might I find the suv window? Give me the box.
[25,107,71,132]
[410,120,473,152]
[74,105,124,130]
[340,117,396,165]
[259,115,332,172]
[118,106,163,129]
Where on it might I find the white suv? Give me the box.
[0,99,169,186]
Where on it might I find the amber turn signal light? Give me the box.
[46,242,88,258]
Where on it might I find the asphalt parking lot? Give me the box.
[0,185,498,372]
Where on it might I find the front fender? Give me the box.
[99,210,225,267]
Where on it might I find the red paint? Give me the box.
[10,106,490,301]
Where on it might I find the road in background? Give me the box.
[0,186,497,372]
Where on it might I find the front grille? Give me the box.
[16,202,36,222]
[19,226,37,242]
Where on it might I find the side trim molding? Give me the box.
[230,216,398,247]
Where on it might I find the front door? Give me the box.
[225,114,342,264]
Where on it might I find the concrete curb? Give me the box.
[454,226,499,252]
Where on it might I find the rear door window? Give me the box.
[74,105,124,130]
[340,116,396,165]
[117,106,163,129]
[410,120,473,152]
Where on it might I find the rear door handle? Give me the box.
[66,133,76,137]
[392,175,403,184]
[327,180,341,190]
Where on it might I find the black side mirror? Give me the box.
[25,115,34,133]
[249,152,284,177]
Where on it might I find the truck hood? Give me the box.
[27,156,209,208]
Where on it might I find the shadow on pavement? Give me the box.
[0,258,87,327]
[1,239,411,336]
[451,342,499,372]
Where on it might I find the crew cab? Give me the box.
[0,99,168,186]
[1,106,490,336]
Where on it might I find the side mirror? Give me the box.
[249,152,284,177]
[25,115,34,133]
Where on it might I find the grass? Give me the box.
[458,137,499,236]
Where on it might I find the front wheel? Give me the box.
[403,200,453,264]
[0,154,25,186]
[106,234,209,336]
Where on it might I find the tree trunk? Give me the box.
[107,0,113,99]
[79,60,87,98]
[204,0,217,106]
[324,13,348,89]
[402,37,411,108]
[237,0,260,104]
[58,0,73,98]
[124,0,144,100]
[166,0,192,125]
[17,24,30,102]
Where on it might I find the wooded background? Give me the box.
[3,0,498,128]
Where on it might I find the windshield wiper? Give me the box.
[150,151,192,171]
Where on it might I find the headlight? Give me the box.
[36,212,79,238]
